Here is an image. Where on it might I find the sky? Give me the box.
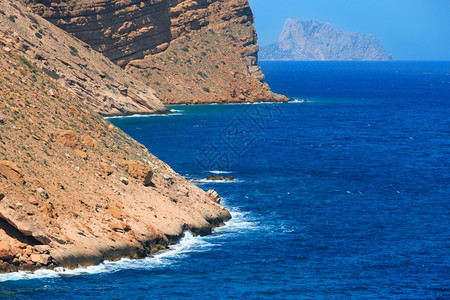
[248,0,450,61]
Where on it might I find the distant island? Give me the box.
[260,19,393,61]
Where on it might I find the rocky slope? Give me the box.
[24,0,287,104]
[0,43,230,272]
[260,19,393,61]
[0,0,169,116]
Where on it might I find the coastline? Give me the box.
[0,208,230,274]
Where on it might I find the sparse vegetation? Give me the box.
[35,32,42,39]
[181,46,189,52]
[8,15,17,23]
[202,87,210,93]
[18,56,37,73]
[69,46,78,53]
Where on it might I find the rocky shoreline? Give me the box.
[0,0,281,275]
[1,215,229,273]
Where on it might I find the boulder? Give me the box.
[120,177,129,185]
[0,241,14,260]
[0,160,25,185]
[122,160,153,186]
[34,245,51,254]
[30,254,50,265]
[75,149,88,160]
[225,176,234,181]
[206,175,223,181]
[37,187,49,199]
[0,113,5,124]
[58,130,79,149]
[81,135,98,150]
[206,189,221,204]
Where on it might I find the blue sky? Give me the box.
[248,0,450,60]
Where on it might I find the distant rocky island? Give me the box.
[260,19,393,61]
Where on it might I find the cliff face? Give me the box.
[0,0,231,272]
[260,19,393,61]
[25,0,287,103]
[1,0,169,116]
[0,43,230,272]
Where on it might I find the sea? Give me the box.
[0,61,449,299]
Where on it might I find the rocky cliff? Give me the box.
[0,45,230,272]
[0,0,231,272]
[260,19,393,61]
[1,0,169,116]
[25,0,286,104]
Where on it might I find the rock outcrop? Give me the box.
[1,0,168,116]
[0,43,230,272]
[260,19,393,61]
[24,0,287,104]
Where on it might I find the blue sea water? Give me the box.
[1,61,449,299]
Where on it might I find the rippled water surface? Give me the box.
[1,61,449,299]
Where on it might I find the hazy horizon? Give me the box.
[249,0,450,61]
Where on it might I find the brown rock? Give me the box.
[58,130,80,149]
[0,160,25,185]
[206,175,223,181]
[107,221,131,233]
[75,149,88,160]
[101,163,113,176]
[120,177,129,185]
[34,245,51,254]
[108,206,124,220]
[37,188,49,199]
[0,241,14,260]
[82,135,98,150]
[30,254,46,264]
[122,160,153,186]
[28,196,39,205]
[206,189,221,204]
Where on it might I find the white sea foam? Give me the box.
[0,232,213,282]
[288,99,308,103]
[104,112,182,120]
[0,203,258,282]
[191,179,243,184]
[208,170,233,174]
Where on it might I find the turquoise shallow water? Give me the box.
[0,61,449,299]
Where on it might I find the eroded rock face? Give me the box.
[0,44,230,272]
[122,160,153,186]
[24,0,287,104]
[0,241,14,260]
[0,161,25,185]
[0,0,169,116]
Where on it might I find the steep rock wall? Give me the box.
[1,0,169,116]
[24,0,287,103]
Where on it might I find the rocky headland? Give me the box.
[0,0,290,273]
[0,43,231,272]
[260,19,393,61]
[24,0,287,104]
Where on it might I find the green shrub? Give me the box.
[19,56,37,73]
[181,46,189,52]
[202,87,210,93]
[69,46,78,53]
